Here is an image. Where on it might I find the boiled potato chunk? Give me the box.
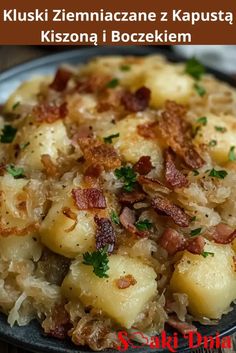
[103,115,163,169]
[17,120,70,170]
[0,174,33,232]
[0,234,42,261]
[170,241,236,319]
[62,255,157,328]
[194,113,236,165]
[4,76,52,113]
[39,194,96,258]
[144,67,193,108]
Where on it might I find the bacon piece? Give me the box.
[133,156,153,175]
[164,149,188,188]
[0,223,39,237]
[84,164,102,179]
[33,102,68,123]
[118,189,146,205]
[41,154,58,177]
[115,274,137,289]
[159,101,204,169]
[159,228,185,256]
[121,86,151,112]
[76,74,110,94]
[94,216,116,253]
[72,125,93,141]
[167,316,197,335]
[138,176,170,194]
[49,68,72,92]
[97,88,124,113]
[119,207,148,237]
[72,188,106,210]
[186,236,205,255]
[151,196,190,227]
[78,137,121,171]
[212,223,236,244]
[42,305,71,340]
[137,121,158,139]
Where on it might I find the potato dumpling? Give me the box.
[39,194,97,258]
[103,115,163,169]
[0,174,33,232]
[62,254,157,328]
[144,67,193,108]
[194,113,236,165]
[17,120,71,170]
[170,240,236,319]
[4,76,52,113]
[0,234,42,261]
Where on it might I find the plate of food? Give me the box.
[0,46,236,353]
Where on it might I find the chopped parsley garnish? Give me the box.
[201,251,215,258]
[209,168,228,179]
[194,83,206,97]
[209,140,217,147]
[196,116,207,126]
[106,78,119,88]
[82,247,109,278]
[190,228,202,237]
[110,210,120,225]
[12,101,20,110]
[6,165,25,179]
[135,219,153,231]
[120,65,131,71]
[214,126,227,133]
[104,133,120,144]
[0,125,17,143]
[19,142,30,150]
[185,57,205,80]
[229,146,236,161]
[190,216,197,222]
[193,170,199,176]
[115,166,137,192]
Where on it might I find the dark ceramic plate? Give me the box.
[0,46,235,353]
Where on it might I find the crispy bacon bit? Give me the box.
[159,228,185,256]
[118,189,146,205]
[42,305,71,340]
[133,156,153,175]
[72,188,107,210]
[186,236,205,255]
[49,68,72,92]
[41,154,58,177]
[164,149,188,188]
[0,163,5,176]
[94,216,116,253]
[76,74,110,94]
[137,121,158,139]
[138,176,170,194]
[121,86,151,112]
[84,164,102,179]
[33,102,68,123]
[78,137,121,171]
[115,274,137,289]
[167,316,197,335]
[97,88,124,113]
[151,196,190,227]
[119,207,148,237]
[0,223,39,237]
[159,101,204,169]
[212,223,236,244]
